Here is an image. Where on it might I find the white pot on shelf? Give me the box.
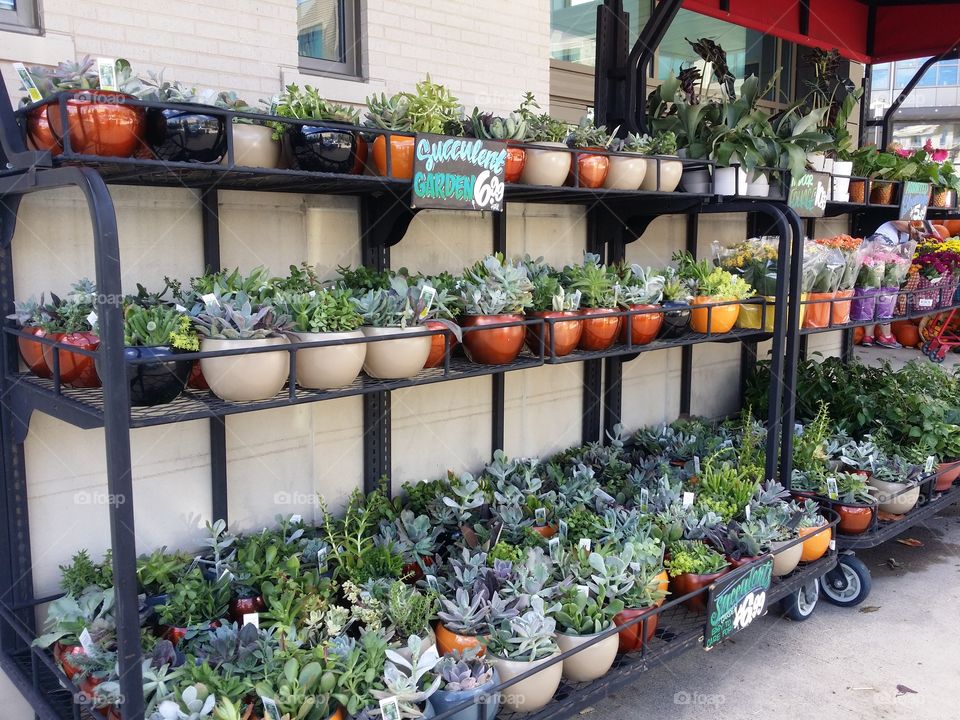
[640,156,683,192]
[714,155,748,196]
[603,154,647,190]
[831,160,854,202]
[519,141,572,187]
[868,477,920,514]
[488,651,563,713]
[361,326,431,379]
[223,123,282,168]
[745,169,769,197]
[770,540,803,577]
[200,337,290,402]
[807,152,834,174]
[555,630,618,682]
[287,329,366,389]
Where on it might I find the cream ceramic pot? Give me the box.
[489,651,563,713]
[868,477,920,514]
[519,141,572,186]
[770,540,803,577]
[200,337,289,402]
[390,627,437,664]
[288,330,366,389]
[640,156,683,191]
[361,326,431,379]
[555,630,618,682]
[603,154,647,190]
[223,123,282,168]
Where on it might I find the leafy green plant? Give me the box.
[59,549,113,595]
[553,586,623,635]
[519,93,570,143]
[386,581,436,639]
[254,655,340,720]
[273,288,362,333]
[156,568,231,626]
[270,83,359,139]
[562,253,617,308]
[34,588,115,649]
[366,76,462,135]
[24,56,139,97]
[136,548,191,595]
[664,541,728,577]
[125,304,198,349]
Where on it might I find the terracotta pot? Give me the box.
[654,569,669,605]
[849,180,866,204]
[891,320,921,348]
[287,330,366,389]
[423,321,460,369]
[798,524,831,562]
[525,311,582,357]
[44,89,145,157]
[726,555,762,569]
[372,134,415,179]
[531,524,557,538]
[488,651,562,713]
[803,291,835,329]
[228,595,266,624]
[519,141,572,186]
[460,314,526,364]
[689,296,739,334]
[669,568,728,613]
[578,308,621,350]
[569,148,609,188]
[639,157,683,192]
[619,305,664,345]
[832,289,855,325]
[771,540,803,577]
[613,607,659,652]
[435,622,485,657]
[555,629,618,682]
[200,337,290,401]
[224,123,282,168]
[603,154,647,190]
[935,461,960,491]
[835,504,874,534]
[42,331,101,387]
[870,181,895,205]
[18,326,53,378]
[53,642,85,680]
[361,326,431,379]
[187,361,209,390]
[326,708,344,720]
[868,477,920,514]
[25,106,61,155]
[504,142,526,183]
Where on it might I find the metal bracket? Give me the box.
[0,87,52,171]
[361,192,419,251]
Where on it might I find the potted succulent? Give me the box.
[636,131,682,192]
[34,588,115,679]
[517,93,572,187]
[468,108,528,183]
[675,252,753,334]
[664,541,729,613]
[155,567,230,645]
[414,273,463,368]
[484,596,562,713]
[273,287,365,390]
[253,655,345,720]
[379,509,441,580]
[868,458,921,515]
[385,581,439,662]
[617,264,665,346]
[21,56,145,157]
[657,266,694,338]
[613,562,668,652]
[523,256,582,357]
[39,279,102,388]
[436,586,491,657]
[603,132,648,190]
[553,586,622,683]
[136,547,190,607]
[430,649,500,720]
[217,91,282,169]
[272,83,360,173]
[372,635,442,720]
[137,73,228,163]
[150,683,216,720]
[795,499,831,563]
[823,472,878,535]
[563,254,621,351]
[7,295,55,378]
[458,255,533,365]
[193,291,291,402]
[565,116,611,188]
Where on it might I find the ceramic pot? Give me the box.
[578,308,621,350]
[680,167,711,194]
[42,331,101,387]
[690,296,739,334]
[603,154,647,190]
[935,461,960,491]
[228,595,266,624]
[423,320,460,369]
[287,330,366,389]
[619,305,663,345]
[520,141,572,186]
[555,630,618,682]
[504,142,526,183]
[714,164,748,196]
[460,314,526,364]
[25,106,61,155]
[17,326,53,378]
[868,477,920,514]
[658,301,691,338]
[288,124,356,173]
[832,160,853,201]
[726,555,762,569]
[640,156,683,191]
[435,623,485,657]
[831,288,855,325]
[531,524,557,538]
[870,181,896,205]
[489,651,562,713]
[655,569,670,604]
[570,148,609,188]
[187,361,209,390]
[223,123,282,168]
[430,670,500,720]
[798,524,831,563]
[669,568,728,613]
[53,642,85,679]
[43,89,145,157]
[803,291,835,329]
[613,607,659,652]
[402,555,434,583]
[353,135,369,174]
[116,346,190,406]
[745,170,769,197]
[362,326,431,379]
[807,153,830,173]
[146,106,227,163]
[391,627,437,663]
[199,337,290,401]
[525,311,582,357]
[372,134,415,179]
[770,540,803,577]
[835,504,874,534]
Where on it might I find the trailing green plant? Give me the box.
[273,288,363,333]
[664,541,728,577]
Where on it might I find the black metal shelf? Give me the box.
[799,300,960,336]
[837,482,960,551]
[546,327,772,364]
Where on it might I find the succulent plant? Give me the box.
[562,253,618,309]
[469,107,527,141]
[273,83,359,123]
[566,115,613,149]
[149,683,216,720]
[436,647,495,691]
[617,264,665,306]
[365,92,413,131]
[272,288,362,334]
[24,56,139,97]
[553,585,623,635]
[459,254,534,315]
[373,635,442,719]
[484,596,559,662]
[728,519,778,558]
[192,293,288,340]
[437,586,491,634]
[441,471,487,523]
[125,304,198,350]
[7,295,52,327]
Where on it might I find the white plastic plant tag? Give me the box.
[535,507,547,525]
[593,487,615,504]
[682,492,695,508]
[13,63,42,102]
[201,292,219,307]
[548,536,560,561]
[919,298,934,308]
[379,697,401,720]
[578,538,591,552]
[826,477,839,500]
[744,504,751,521]
[829,539,836,551]
[693,456,701,474]
[261,697,282,720]
[925,456,936,474]
[418,286,436,320]
[86,311,98,327]
[96,58,117,91]
[558,519,568,540]
[425,573,439,590]
[290,514,302,524]
[308,290,316,297]
[639,488,649,511]
[174,304,187,313]
[242,612,260,629]
[78,628,96,655]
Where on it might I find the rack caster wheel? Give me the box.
[780,579,819,621]
[821,555,871,607]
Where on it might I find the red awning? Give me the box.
[681,0,960,64]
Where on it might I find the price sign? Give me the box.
[900,181,931,221]
[788,172,829,218]
[704,556,773,649]
[411,134,507,211]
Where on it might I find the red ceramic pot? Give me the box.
[18,326,53,378]
[669,568,729,613]
[79,673,102,698]
[578,308,621,351]
[613,607,659,652]
[402,555,435,583]
[25,106,62,155]
[525,310,582,357]
[569,148,610,188]
[228,595,266,624]
[41,331,101,387]
[44,89,146,157]
[187,361,209,390]
[53,641,85,680]
[531,524,557,539]
[619,305,664,345]
[423,320,460,368]
[836,504,873,534]
[460,314,526,364]
[935,461,960,491]
[505,142,526,183]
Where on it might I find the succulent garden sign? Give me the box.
[704,555,773,649]
[788,171,829,218]
[412,133,507,212]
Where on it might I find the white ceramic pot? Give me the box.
[640,156,683,192]
[745,170,769,197]
[223,123,282,168]
[603,154,647,190]
[770,540,803,577]
[714,165,748,196]
[831,160,854,202]
[680,168,711,194]
[807,152,834,174]
[519,142,572,186]
[287,330,366,389]
[555,630,618,682]
[200,337,290,402]
[361,326,431,379]
[489,651,563,713]
[868,477,920,514]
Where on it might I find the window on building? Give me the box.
[0,0,39,33]
[893,58,923,89]
[938,60,959,87]
[550,0,651,66]
[297,0,360,77]
[871,64,891,91]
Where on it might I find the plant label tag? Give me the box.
[693,456,701,474]
[78,628,96,656]
[86,311,98,327]
[242,612,260,629]
[379,697,401,720]
[489,521,504,547]
[418,286,436,320]
[260,697,282,720]
[290,514,302,524]
[201,292,219,307]
[425,573,439,590]
[593,487,615,504]
[578,538,591,552]
[174,303,187,312]
[13,63,42,102]
[919,298,934,308]
[535,507,547,525]
[576,584,589,598]
[308,290,316,297]
[925,456,936,474]
[558,520,568,540]
[639,488,649,511]
[548,536,560,561]
[744,504,751,521]
[96,58,118,91]
[826,477,839,500]
[682,492,695,508]
[829,539,836,551]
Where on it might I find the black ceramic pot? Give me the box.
[122,346,191,406]
[147,106,227,163]
[286,124,356,173]
[658,301,691,339]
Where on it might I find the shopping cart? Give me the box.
[920,307,960,363]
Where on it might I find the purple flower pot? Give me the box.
[850,287,878,322]
[874,287,899,319]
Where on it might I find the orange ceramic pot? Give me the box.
[525,311,582,357]
[836,504,873,534]
[689,296,739,334]
[42,331,101,387]
[372,134,415,179]
[53,642,85,680]
[44,89,145,157]
[669,568,728,613]
[423,320,460,368]
[352,135,368,175]
[25,107,62,155]
[435,622,486,657]
[578,308,621,350]
[798,523,831,562]
[460,314,526,364]
[18,326,53,378]
[803,291,834,329]
[870,181,895,205]
[613,607,659,652]
[569,149,609,188]
[619,305,664,345]
[655,569,669,605]
[935,461,960,491]
[327,708,344,720]
[892,320,921,348]
[531,524,557,539]
[505,142,526,183]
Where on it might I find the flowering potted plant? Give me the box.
[905,139,958,208]
[675,252,754,334]
[814,235,864,324]
[874,244,915,320]
[850,244,886,322]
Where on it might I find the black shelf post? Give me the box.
[679,213,698,415]
[492,211,507,456]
